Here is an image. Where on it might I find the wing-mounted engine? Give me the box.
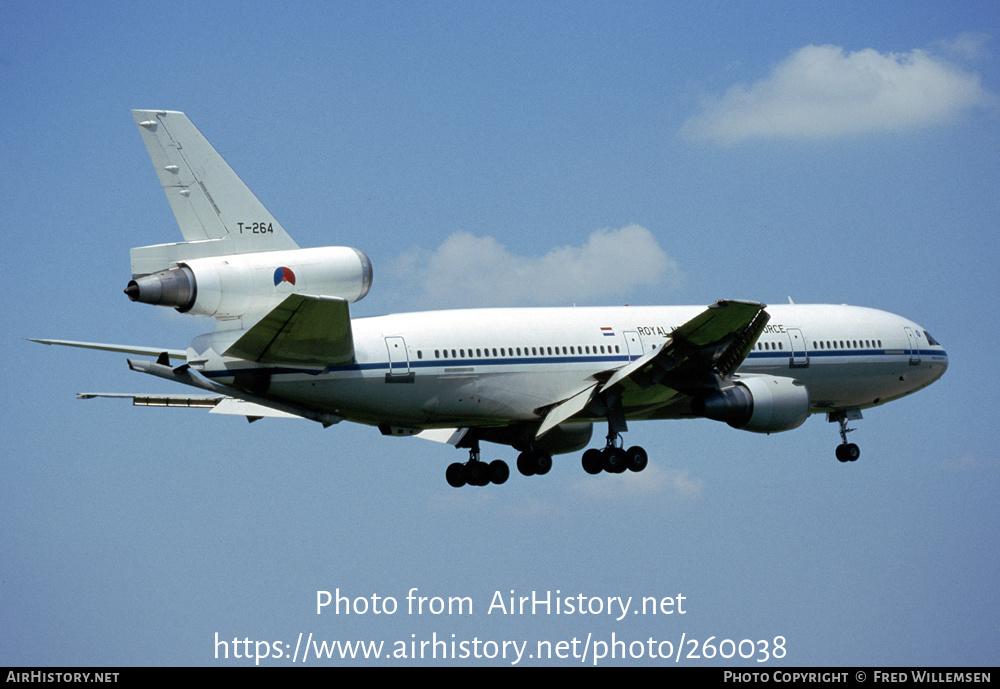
[125,246,372,318]
[478,421,594,455]
[534,422,594,455]
[692,375,811,434]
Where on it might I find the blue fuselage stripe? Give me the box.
[200,348,947,379]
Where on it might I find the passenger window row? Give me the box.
[755,339,886,352]
[416,344,623,360]
[811,339,883,350]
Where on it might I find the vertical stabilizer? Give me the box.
[130,110,298,275]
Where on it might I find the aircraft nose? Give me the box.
[928,341,948,381]
[935,350,949,378]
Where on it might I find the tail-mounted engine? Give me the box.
[124,246,372,318]
[692,375,811,434]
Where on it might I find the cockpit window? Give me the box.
[924,331,940,346]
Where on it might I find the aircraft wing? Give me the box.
[611,298,770,390]
[414,428,470,445]
[29,338,187,360]
[223,294,354,366]
[536,300,769,438]
[535,383,601,437]
[77,393,305,421]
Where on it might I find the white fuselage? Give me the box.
[194,303,948,430]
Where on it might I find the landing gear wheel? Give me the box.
[446,462,467,488]
[836,443,860,462]
[831,411,861,463]
[488,459,510,485]
[582,448,604,475]
[517,451,536,476]
[626,446,648,473]
[517,450,552,476]
[449,438,510,488]
[467,460,490,486]
[603,447,628,474]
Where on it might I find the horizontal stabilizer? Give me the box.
[30,339,186,360]
[224,294,354,366]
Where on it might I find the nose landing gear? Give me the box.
[830,410,862,462]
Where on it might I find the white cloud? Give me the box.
[934,32,991,62]
[385,224,682,309]
[682,43,996,144]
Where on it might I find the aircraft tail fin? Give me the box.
[129,110,299,276]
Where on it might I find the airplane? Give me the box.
[32,110,949,488]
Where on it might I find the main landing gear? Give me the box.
[830,410,861,463]
[444,411,649,487]
[516,449,553,477]
[445,440,509,488]
[445,442,552,488]
[579,404,647,476]
[581,430,648,476]
[446,448,553,487]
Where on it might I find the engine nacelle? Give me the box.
[693,376,811,434]
[479,421,594,455]
[535,422,594,455]
[125,246,372,318]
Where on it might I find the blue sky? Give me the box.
[3,1,998,666]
